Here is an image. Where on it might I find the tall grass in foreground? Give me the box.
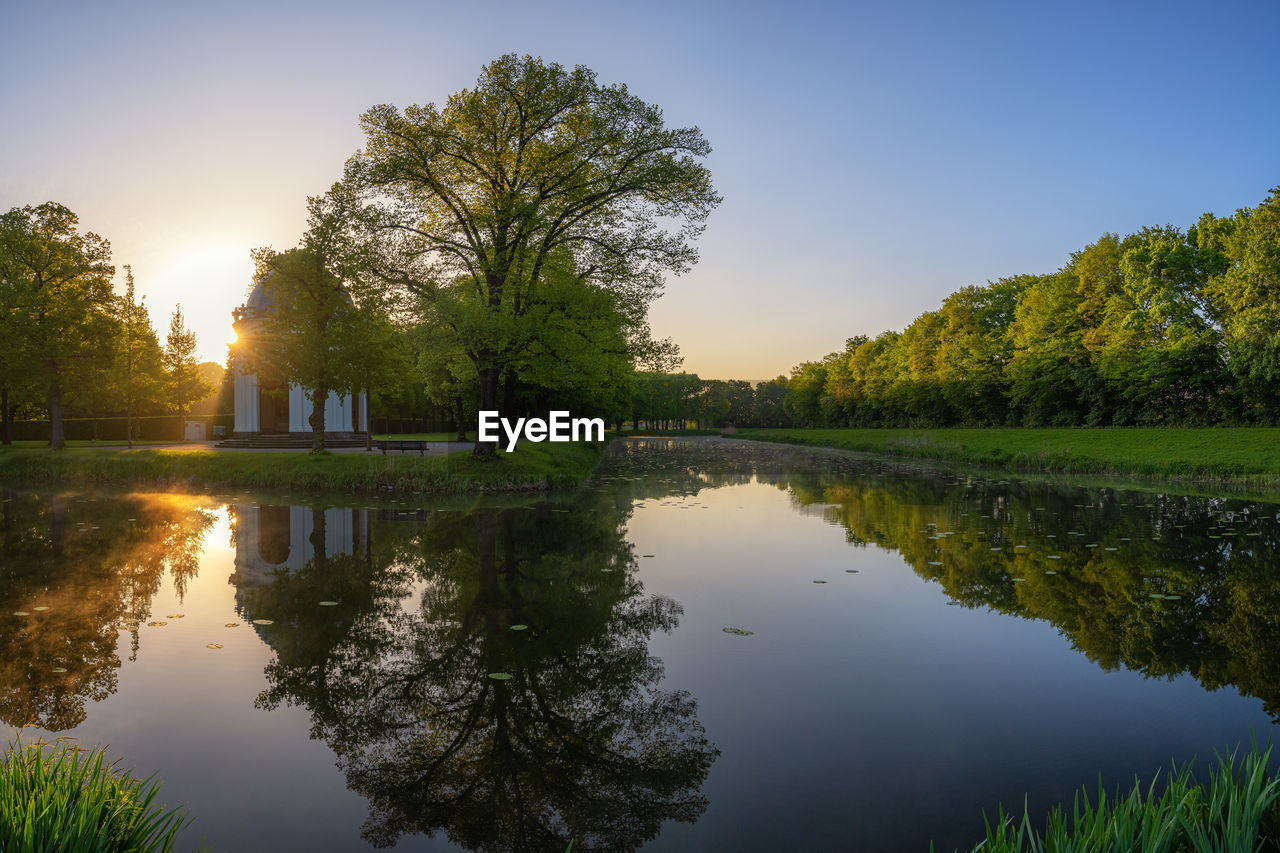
[948,744,1280,852]
[0,738,197,853]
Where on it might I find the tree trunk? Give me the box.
[502,369,516,419]
[309,386,327,451]
[1,387,10,446]
[126,400,133,449]
[474,366,499,457]
[49,370,65,450]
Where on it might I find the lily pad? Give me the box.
[1044,570,1058,575]
[252,619,274,625]
[50,667,67,673]
[488,672,513,680]
[510,624,528,631]
[32,606,50,612]
[1012,578,1026,582]
[845,569,859,573]
[1047,555,1061,559]
[812,580,827,584]
[928,561,943,566]
[166,614,184,619]
[722,627,754,636]
[147,621,167,627]
[206,643,224,650]
[224,622,239,628]
[318,601,339,606]
[12,611,29,617]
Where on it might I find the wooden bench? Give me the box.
[378,440,430,456]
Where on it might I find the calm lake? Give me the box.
[4,437,1280,851]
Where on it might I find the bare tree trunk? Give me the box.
[48,369,65,450]
[309,386,328,451]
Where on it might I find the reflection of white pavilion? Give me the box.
[229,278,368,441]
[230,504,369,587]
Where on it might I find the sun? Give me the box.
[148,242,255,363]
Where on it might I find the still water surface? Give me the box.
[3,438,1280,851]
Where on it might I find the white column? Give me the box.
[234,367,260,433]
[289,383,309,433]
[358,393,368,432]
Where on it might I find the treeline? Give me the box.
[778,187,1280,428]
[0,203,215,447]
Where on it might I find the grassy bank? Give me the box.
[0,441,604,495]
[734,428,1280,486]
[1,738,196,852]
[947,745,1280,852]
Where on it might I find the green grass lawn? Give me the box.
[0,441,603,495]
[733,427,1280,485]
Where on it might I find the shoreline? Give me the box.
[0,441,605,496]
[731,427,1280,490]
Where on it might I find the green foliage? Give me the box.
[343,53,719,452]
[161,306,212,427]
[953,744,1280,853]
[773,186,1280,428]
[0,738,195,852]
[0,203,116,448]
[110,267,166,446]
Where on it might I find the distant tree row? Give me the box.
[778,187,1280,427]
[0,203,213,447]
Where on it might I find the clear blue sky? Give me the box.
[2,0,1277,378]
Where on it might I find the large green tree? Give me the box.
[0,203,115,448]
[343,53,719,455]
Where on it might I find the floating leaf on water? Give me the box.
[51,667,67,673]
[32,606,50,612]
[13,612,30,617]
[252,619,274,625]
[990,547,1002,551]
[722,627,754,636]
[147,621,167,627]
[928,561,943,566]
[1012,578,1026,582]
[812,580,827,584]
[205,643,223,649]
[1046,555,1061,559]
[1164,594,1183,600]
[846,569,859,573]
[488,672,513,680]
[1105,547,1118,551]
[318,601,339,607]
[224,623,239,628]
[166,614,184,619]
[1148,593,1165,599]
[510,624,528,631]
[1044,570,1058,575]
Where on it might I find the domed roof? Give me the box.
[244,275,275,312]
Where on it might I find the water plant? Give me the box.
[0,737,197,852]
[947,743,1280,852]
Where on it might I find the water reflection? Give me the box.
[0,490,215,730]
[235,500,717,852]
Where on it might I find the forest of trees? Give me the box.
[0,204,215,447]
[775,187,1280,428]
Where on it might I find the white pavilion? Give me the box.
[228,278,368,443]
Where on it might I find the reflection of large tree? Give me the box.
[251,504,715,852]
[0,490,216,729]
